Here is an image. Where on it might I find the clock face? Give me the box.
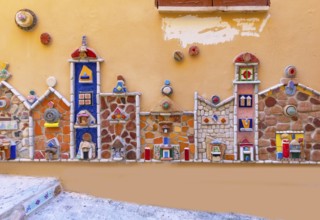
[239,67,254,81]
[284,105,297,117]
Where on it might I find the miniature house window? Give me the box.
[239,95,252,107]
[239,67,254,81]
[79,92,93,106]
[78,65,93,83]
[239,118,253,131]
[76,110,96,126]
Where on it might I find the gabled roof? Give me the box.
[0,81,31,110]
[258,82,320,97]
[30,87,70,110]
[196,92,234,109]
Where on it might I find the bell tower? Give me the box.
[233,53,260,161]
[69,36,104,159]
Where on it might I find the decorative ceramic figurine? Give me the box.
[113,75,127,93]
[15,9,37,31]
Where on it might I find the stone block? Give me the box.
[276,123,290,130]
[296,92,309,101]
[224,154,234,160]
[305,124,315,132]
[311,150,320,161]
[258,139,270,147]
[313,118,320,127]
[258,100,265,111]
[288,97,298,106]
[265,97,277,107]
[311,129,320,142]
[297,102,312,112]
[265,115,277,126]
[310,98,320,105]
[270,105,283,115]
[292,121,303,130]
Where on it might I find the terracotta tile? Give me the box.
[189,144,195,154]
[225,154,235,160]
[115,124,123,135]
[63,125,70,134]
[60,143,69,152]
[153,137,162,144]
[181,126,188,132]
[34,122,43,136]
[32,111,41,120]
[179,142,189,151]
[145,132,155,139]
[63,135,70,143]
[187,120,194,127]
[45,133,55,140]
[45,127,61,134]
[178,136,188,142]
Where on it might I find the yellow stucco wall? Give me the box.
[1,0,320,111]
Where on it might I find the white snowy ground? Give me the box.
[29,192,265,220]
[0,175,265,220]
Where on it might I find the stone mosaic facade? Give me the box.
[140,113,194,160]
[258,84,320,161]
[32,90,70,160]
[0,83,30,159]
[196,94,235,160]
[100,94,139,160]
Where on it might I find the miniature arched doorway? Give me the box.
[75,128,97,160]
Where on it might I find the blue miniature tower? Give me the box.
[69,36,104,159]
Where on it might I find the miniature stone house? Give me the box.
[257,75,320,161]
[31,88,70,160]
[0,80,31,159]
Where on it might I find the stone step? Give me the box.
[0,175,62,219]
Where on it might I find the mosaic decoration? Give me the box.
[45,138,59,160]
[173,51,184,62]
[113,75,127,93]
[111,138,126,161]
[40,33,51,45]
[239,118,253,131]
[283,105,297,117]
[201,116,228,125]
[24,184,60,216]
[32,87,70,160]
[239,67,254,81]
[154,144,180,160]
[211,95,220,105]
[46,76,57,87]
[71,36,98,59]
[239,95,252,107]
[239,138,254,161]
[0,96,10,110]
[189,45,200,56]
[44,101,60,128]
[107,107,129,123]
[3,41,320,164]
[285,65,297,78]
[15,9,37,31]
[161,80,173,96]
[27,90,37,104]
[0,62,11,82]
[76,110,96,126]
[79,66,93,84]
[77,133,96,160]
[285,80,296,96]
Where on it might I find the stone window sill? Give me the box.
[157,6,269,13]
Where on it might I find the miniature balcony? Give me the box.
[155,0,270,13]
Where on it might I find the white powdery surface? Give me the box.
[29,192,265,220]
[0,175,58,215]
